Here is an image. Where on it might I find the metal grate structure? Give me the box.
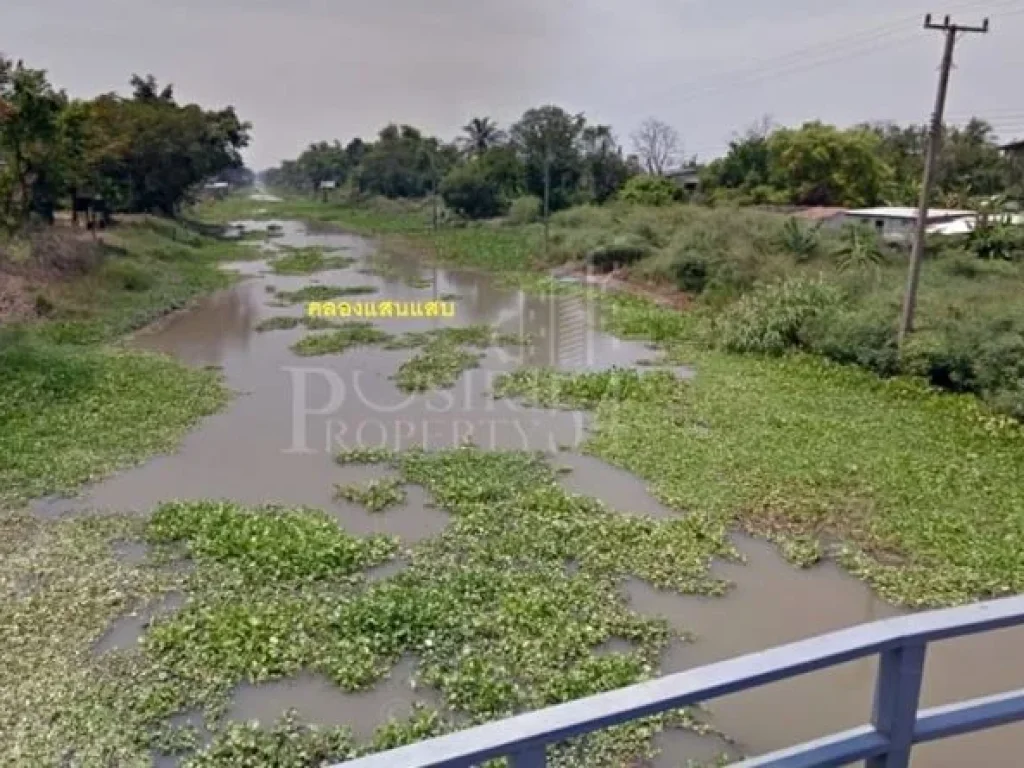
[334,594,1024,768]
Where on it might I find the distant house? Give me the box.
[842,207,975,242]
[664,168,701,194]
[203,181,231,200]
[999,138,1024,156]
[927,212,1024,236]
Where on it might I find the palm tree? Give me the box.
[459,117,506,156]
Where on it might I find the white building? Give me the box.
[927,212,1024,236]
[842,207,975,242]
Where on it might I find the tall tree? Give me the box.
[630,117,681,175]
[767,122,891,207]
[510,105,586,212]
[581,124,630,203]
[459,117,506,156]
[0,57,69,228]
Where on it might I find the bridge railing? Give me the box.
[333,594,1024,768]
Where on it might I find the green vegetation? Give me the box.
[290,323,393,357]
[701,118,1023,206]
[1,454,729,765]
[272,284,377,304]
[7,219,249,345]
[393,339,483,393]
[269,247,356,275]
[0,343,226,506]
[148,500,398,582]
[0,219,244,506]
[618,175,681,206]
[1,58,249,230]
[334,447,397,465]
[494,355,1024,607]
[201,192,1024,610]
[254,315,340,332]
[334,477,407,512]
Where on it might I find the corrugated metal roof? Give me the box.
[847,207,975,219]
[926,213,1024,235]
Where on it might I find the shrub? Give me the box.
[618,175,680,206]
[671,252,711,294]
[778,218,821,261]
[967,222,1024,261]
[102,260,154,292]
[585,235,651,272]
[715,277,846,355]
[507,195,542,225]
[440,163,506,220]
[832,223,887,272]
[802,305,901,376]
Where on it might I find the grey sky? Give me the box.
[4,0,1023,169]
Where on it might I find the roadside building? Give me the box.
[927,212,1024,236]
[841,206,975,242]
[203,181,231,200]
[664,167,701,194]
[319,179,338,202]
[999,137,1024,156]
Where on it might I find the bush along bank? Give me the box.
[0,218,248,506]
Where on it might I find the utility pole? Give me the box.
[898,13,988,347]
[543,149,552,260]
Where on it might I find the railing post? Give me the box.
[509,744,546,768]
[867,641,927,768]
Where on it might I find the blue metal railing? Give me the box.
[334,594,1024,768]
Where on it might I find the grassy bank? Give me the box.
[0,218,247,506]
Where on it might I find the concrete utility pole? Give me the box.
[543,149,552,260]
[898,13,989,347]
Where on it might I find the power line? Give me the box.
[662,0,1020,105]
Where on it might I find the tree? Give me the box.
[476,145,525,197]
[130,74,175,104]
[630,117,681,175]
[509,105,586,212]
[701,125,774,203]
[0,57,70,228]
[459,117,506,156]
[440,162,505,219]
[357,124,453,198]
[75,86,250,214]
[581,124,630,203]
[767,122,891,207]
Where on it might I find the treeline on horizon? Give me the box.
[0,54,251,233]
[264,106,1024,217]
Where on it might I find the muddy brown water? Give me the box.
[39,220,1024,765]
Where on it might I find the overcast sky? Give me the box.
[4,0,1024,169]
